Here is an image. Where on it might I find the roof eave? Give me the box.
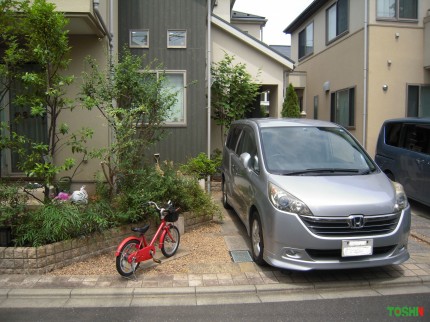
[284,0,327,34]
[212,15,295,70]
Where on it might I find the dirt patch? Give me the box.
[48,221,232,276]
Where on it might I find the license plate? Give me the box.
[342,239,373,257]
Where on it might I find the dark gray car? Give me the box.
[222,118,410,271]
[375,117,430,207]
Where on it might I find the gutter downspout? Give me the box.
[207,0,212,193]
[93,0,114,67]
[93,0,115,159]
[363,0,369,149]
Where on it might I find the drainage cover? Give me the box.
[230,250,253,263]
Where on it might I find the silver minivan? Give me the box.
[222,118,410,271]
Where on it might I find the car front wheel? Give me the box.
[222,179,231,209]
[250,211,265,265]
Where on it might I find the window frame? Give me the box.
[407,84,430,118]
[167,30,187,48]
[298,21,314,60]
[161,70,187,126]
[326,0,349,44]
[376,0,418,22]
[330,87,355,129]
[129,29,149,48]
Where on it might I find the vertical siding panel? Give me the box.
[118,0,208,164]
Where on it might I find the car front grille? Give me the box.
[300,213,401,237]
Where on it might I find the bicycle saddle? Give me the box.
[131,224,150,234]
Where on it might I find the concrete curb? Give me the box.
[1,278,429,307]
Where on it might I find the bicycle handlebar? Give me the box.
[147,200,173,212]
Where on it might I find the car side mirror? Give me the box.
[240,152,251,169]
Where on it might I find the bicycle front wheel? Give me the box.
[161,225,180,257]
[116,239,140,277]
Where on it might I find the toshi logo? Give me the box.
[386,306,424,317]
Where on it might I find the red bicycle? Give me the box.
[115,200,180,277]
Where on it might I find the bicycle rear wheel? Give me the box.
[161,225,180,257]
[116,239,140,277]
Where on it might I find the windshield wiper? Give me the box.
[282,168,361,176]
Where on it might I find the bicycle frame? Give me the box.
[115,219,176,264]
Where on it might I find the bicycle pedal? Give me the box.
[152,257,162,264]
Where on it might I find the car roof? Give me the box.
[231,118,339,128]
[382,117,430,125]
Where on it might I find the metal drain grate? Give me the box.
[230,250,253,263]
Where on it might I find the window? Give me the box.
[376,0,418,20]
[129,30,149,48]
[407,85,430,117]
[403,124,430,155]
[330,87,355,128]
[226,126,242,151]
[163,72,186,125]
[1,64,47,174]
[326,0,348,43]
[236,127,259,172]
[167,30,187,48]
[299,22,314,59]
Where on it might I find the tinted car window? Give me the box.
[403,124,430,155]
[385,123,402,147]
[226,126,242,151]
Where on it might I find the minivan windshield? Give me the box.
[261,126,377,175]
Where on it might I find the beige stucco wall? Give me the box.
[211,24,287,150]
[232,22,261,40]
[213,0,231,22]
[289,0,430,157]
[291,30,365,146]
[366,25,425,156]
[51,0,93,12]
[54,35,111,190]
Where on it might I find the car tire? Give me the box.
[250,211,265,265]
[222,179,231,209]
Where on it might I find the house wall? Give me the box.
[289,0,430,157]
[213,0,232,21]
[118,0,208,164]
[211,24,286,150]
[367,25,426,155]
[232,22,262,40]
[55,35,111,190]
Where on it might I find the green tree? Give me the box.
[80,49,178,195]
[281,83,301,118]
[0,0,93,201]
[211,53,260,139]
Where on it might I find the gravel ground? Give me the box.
[47,221,232,276]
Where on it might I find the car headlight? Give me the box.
[269,182,313,216]
[392,181,408,211]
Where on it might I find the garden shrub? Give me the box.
[0,181,28,234]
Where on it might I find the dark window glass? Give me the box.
[399,0,418,19]
[226,127,242,151]
[385,123,402,147]
[403,124,430,155]
[299,22,313,59]
[407,85,430,117]
[330,87,355,128]
[327,0,349,42]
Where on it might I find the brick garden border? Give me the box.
[0,211,212,274]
